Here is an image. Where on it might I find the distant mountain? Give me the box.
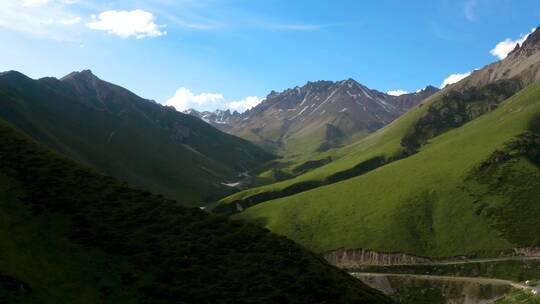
[0,118,392,303]
[0,70,273,206]
[185,108,240,132]
[186,80,438,154]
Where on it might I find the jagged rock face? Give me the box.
[512,26,540,58]
[185,109,240,132]
[456,27,540,90]
[187,79,438,154]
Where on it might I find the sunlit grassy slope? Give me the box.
[0,120,392,303]
[236,81,540,257]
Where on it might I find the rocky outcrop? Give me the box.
[324,248,432,267]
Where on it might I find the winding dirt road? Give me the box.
[348,256,540,301]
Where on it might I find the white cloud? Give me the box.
[165,88,261,113]
[387,90,408,96]
[0,0,81,39]
[87,9,166,39]
[228,96,263,112]
[165,88,225,111]
[441,72,471,88]
[490,28,537,59]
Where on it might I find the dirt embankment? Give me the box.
[325,247,540,267]
[324,248,432,267]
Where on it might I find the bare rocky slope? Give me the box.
[187,80,438,154]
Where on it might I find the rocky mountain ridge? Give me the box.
[186,79,438,154]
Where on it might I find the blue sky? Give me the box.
[1,0,539,112]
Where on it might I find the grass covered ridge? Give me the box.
[236,80,540,258]
[216,78,529,214]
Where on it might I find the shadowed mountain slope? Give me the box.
[0,70,273,206]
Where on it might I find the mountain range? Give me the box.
[187,80,439,154]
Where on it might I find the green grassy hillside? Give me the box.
[210,87,439,214]
[210,81,448,213]
[0,119,391,303]
[213,30,540,213]
[214,79,529,214]
[0,71,273,206]
[235,80,540,257]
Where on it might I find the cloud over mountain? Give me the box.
[165,88,225,111]
[441,72,471,88]
[490,28,537,59]
[387,90,408,96]
[165,87,261,113]
[228,96,263,112]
